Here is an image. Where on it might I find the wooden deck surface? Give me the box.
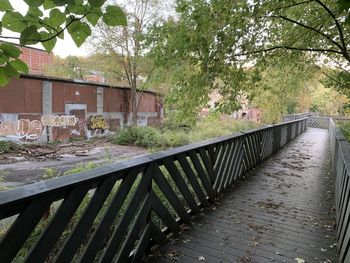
[146,128,338,263]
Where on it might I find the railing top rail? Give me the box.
[0,118,306,212]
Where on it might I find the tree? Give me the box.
[90,0,168,126]
[250,54,316,122]
[0,0,127,86]
[148,0,350,119]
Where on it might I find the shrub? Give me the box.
[112,118,260,150]
[159,119,192,133]
[163,130,191,147]
[0,141,18,153]
[339,121,350,141]
[112,126,168,148]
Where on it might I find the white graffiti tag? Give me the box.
[0,119,43,140]
[41,115,77,127]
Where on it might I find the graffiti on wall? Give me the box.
[0,119,43,140]
[88,115,108,130]
[41,115,77,127]
[137,116,147,127]
[0,115,78,140]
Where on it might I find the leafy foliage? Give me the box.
[112,126,168,149]
[148,0,350,119]
[0,0,127,85]
[112,117,259,150]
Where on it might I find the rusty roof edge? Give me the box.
[19,73,158,95]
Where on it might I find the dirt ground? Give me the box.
[0,137,148,188]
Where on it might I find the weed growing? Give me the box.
[112,116,259,150]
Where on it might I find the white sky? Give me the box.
[2,1,92,58]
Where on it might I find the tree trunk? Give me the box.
[131,77,138,126]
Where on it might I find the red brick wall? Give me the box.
[103,88,125,112]
[0,78,42,113]
[138,93,157,112]
[0,76,159,116]
[20,47,53,75]
[52,82,97,113]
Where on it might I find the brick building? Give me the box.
[19,45,54,75]
[0,74,162,143]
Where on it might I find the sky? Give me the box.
[2,1,92,58]
[2,0,175,58]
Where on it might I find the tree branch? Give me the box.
[268,15,343,51]
[234,45,343,57]
[272,0,314,12]
[314,0,348,58]
[322,71,349,88]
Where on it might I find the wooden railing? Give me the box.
[283,112,330,129]
[0,118,307,263]
[329,119,350,263]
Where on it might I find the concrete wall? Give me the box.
[0,75,162,143]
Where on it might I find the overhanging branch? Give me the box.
[268,15,343,51]
[234,45,343,57]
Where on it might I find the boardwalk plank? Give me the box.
[147,129,338,263]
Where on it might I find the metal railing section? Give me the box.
[329,119,350,263]
[283,112,330,129]
[0,118,307,263]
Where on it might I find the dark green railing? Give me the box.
[0,118,307,263]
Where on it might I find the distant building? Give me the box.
[0,42,54,75]
[83,70,106,84]
[19,45,54,75]
[201,90,261,122]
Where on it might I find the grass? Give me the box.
[112,116,259,151]
[339,121,350,141]
[0,141,18,153]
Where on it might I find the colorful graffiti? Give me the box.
[0,115,78,141]
[41,115,77,127]
[0,119,43,140]
[88,115,108,130]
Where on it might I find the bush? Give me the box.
[339,121,350,141]
[0,141,18,153]
[112,118,260,150]
[112,126,168,148]
[163,130,191,147]
[159,119,192,133]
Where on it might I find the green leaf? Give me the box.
[20,25,41,45]
[102,5,127,26]
[49,8,66,27]
[0,67,10,86]
[2,12,27,33]
[9,59,29,73]
[0,0,13,11]
[68,21,91,47]
[338,0,350,11]
[0,55,8,64]
[57,27,64,39]
[53,0,68,6]
[86,7,102,26]
[5,63,20,78]
[40,32,57,52]
[0,43,21,58]
[66,4,87,15]
[27,7,44,17]
[24,0,44,8]
[88,0,105,7]
[43,0,55,9]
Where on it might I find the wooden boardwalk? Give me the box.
[146,128,338,263]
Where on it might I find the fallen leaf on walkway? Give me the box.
[294,258,305,263]
[198,256,205,261]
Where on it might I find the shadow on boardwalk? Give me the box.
[146,128,337,263]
